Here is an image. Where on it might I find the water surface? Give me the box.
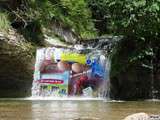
[0,98,160,120]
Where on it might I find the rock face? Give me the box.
[0,29,34,97]
[51,20,79,44]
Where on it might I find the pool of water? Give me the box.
[0,98,160,120]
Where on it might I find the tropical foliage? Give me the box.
[0,11,10,32]
[87,0,160,71]
[11,0,97,39]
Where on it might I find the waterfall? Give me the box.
[31,46,111,99]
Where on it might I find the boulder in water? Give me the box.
[124,113,150,120]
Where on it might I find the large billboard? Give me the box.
[32,47,109,97]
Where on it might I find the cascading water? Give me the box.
[31,45,111,99]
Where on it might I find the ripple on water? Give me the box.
[0,98,160,120]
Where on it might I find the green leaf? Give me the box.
[133,0,146,7]
[108,1,116,6]
[151,3,160,11]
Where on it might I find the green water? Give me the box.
[0,99,160,120]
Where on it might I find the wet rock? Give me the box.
[81,36,122,51]
[124,113,160,120]
[124,113,150,120]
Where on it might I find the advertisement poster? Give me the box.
[32,47,109,98]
